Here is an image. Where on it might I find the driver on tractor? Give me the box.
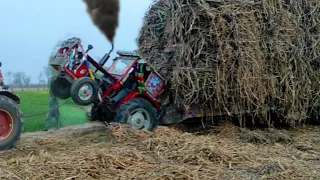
[111,71,137,106]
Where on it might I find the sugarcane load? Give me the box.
[49,0,319,129]
[137,0,320,126]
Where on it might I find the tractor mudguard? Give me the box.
[116,89,161,111]
[0,91,20,104]
[116,89,140,109]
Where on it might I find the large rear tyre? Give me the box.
[70,77,99,106]
[50,76,71,99]
[0,95,23,151]
[114,98,158,131]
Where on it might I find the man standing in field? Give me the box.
[43,91,60,131]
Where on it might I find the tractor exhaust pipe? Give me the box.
[95,44,114,74]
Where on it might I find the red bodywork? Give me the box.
[0,69,3,86]
[49,37,165,111]
[52,40,90,79]
[116,71,166,110]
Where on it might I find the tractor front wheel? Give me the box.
[114,98,157,131]
[50,76,71,99]
[70,77,99,106]
[0,95,23,151]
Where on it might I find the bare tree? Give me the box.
[23,76,31,90]
[37,72,44,90]
[5,71,13,91]
[13,72,25,90]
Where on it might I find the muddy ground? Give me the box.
[0,122,319,180]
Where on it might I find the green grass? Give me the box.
[15,90,89,132]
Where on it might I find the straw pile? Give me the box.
[137,0,320,126]
[0,123,319,179]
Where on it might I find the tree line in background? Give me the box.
[5,66,52,91]
[3,40,68,91]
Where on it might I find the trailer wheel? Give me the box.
[70,77,99,106]
[50,77,71,99]
[0,95,23,151]
[114,98,157,131]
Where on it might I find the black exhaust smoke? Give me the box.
[83,0,120,43]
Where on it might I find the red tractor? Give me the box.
[48,37,167,130]
[0,62,24,151]
[49,37,201,131]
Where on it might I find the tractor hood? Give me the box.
[49,37,82,67]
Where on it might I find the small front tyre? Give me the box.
[70,77,99,106]
[114,98,158,131]
[0,95,23,151]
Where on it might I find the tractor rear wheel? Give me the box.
[70,77,99,106]
[50,76,71,99]
[114,98,157,131]
[0,95,23,151]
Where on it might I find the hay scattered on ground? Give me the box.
[0,123,319,179]
[138,0,320,127]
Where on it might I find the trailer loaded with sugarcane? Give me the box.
[49,0,319,131]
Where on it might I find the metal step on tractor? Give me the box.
[48,37,201,131]
[0,62,24,151]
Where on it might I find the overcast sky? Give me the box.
[0,0,152,83]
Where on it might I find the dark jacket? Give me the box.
[123,77,137,90]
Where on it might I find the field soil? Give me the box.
[0,121,319,180]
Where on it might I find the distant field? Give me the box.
[11,87,42,91]
[15,90,89,132]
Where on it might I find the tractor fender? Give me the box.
[116,89,160,110]
[0,91,20,104]
[116,90,140,109]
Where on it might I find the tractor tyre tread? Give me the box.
[0,95,23,151]
[50,76,71,99]
[90,105,101,121]
[70,77,99,106]
[114,98,157,131]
